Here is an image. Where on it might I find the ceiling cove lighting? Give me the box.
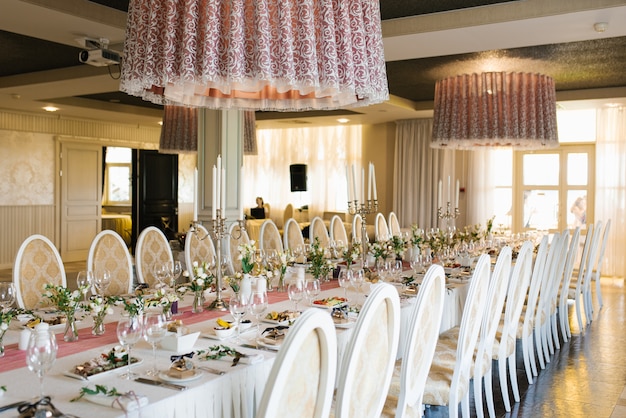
[120,0,389,111]
[431,72,559,150]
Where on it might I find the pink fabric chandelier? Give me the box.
[120,0,389,111]
[431,72,559,149]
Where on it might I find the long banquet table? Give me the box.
[0,275,469,418]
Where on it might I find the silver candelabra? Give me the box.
[437,201,460,220]
[347,199,378,268]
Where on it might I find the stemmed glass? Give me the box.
[350,269,365,307]
[76,270,93,303]
[391,260,403,282]
[94,269,111,296]
[0,282,16,311]
[229,294,248,343]
[143,312,167,376]
[26,328,57,399]
[287,282,305,312]
[153,263,169,290]
[116,316,143,380]
[169,260,183,287]
[305,279,321,305]
[409,253,423,275]
[337,269,351,301]
[248,292,268,341]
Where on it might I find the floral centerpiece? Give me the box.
[0,307,27,356]
[118,294,145,319]
[145,286,184,320]
[84,295,118,336]
[485,215,495,239]
[307,237,336,281]
[237,241,257,275]
[43,283,85,342]
[389,235,407,260]
[181,261,213,313]
[342,242,361,269]
[270,250,294,292]
[410,225,424,249]
[369,240,391,270]
[225,272,244,294]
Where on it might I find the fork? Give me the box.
[198,366,225,376]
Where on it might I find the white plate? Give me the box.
[261,317,293,326]
[68,358,143,380]
[201,329,235,341]
[158,369,204,383]
[257,338,282,351]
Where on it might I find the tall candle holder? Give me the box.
[190,212,246,311]
[347,199,378,268]
[437,201,460,220]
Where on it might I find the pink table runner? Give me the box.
[1,281,339,372]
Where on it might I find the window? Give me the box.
[103,147,132,205]
[514,144,594,232]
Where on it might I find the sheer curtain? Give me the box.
[595,107,626,279]
[243,125,362,225]
[466,150,498,225]
[393,119,455,229]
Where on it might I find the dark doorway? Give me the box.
[132,150,178,251]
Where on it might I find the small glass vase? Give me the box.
[277,273,286,292]
[192,291,205,313]
[64,313,79,342]
[92,315,106,336]
[0,330,5,357]
[266,276,273,292]
[163,303,173,320]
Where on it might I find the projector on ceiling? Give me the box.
[79,48,121,67]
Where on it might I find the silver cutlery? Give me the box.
[0,400,29,413]
[62,371,88,381]
[198,366,225,376]
[135,377,187,391]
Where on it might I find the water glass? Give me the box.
[76,270,93,303]
[94,269,111,296]
[229,294,248,343]
[26,328,57,399]
[305,279,321,305]
[0,282,16,311]
[248,292,268,340]
[337,269,351,301]
[287,282,305,312]
[117,316,142,380]
[143,312,167,376]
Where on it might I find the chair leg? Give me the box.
[574,294,584,334]
[508,354,521,403]
[461,392,470,418]
[559,304,569,343]
[596,272,604,309]
[584,288,593,324]
[544,320,554,357]
[499,356,512,411]
[521,336,533,385]
[473,375,484,418]
[535,325,546,370]
[551,312,560,350]
[484,370,496,418]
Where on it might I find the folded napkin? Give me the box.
[83,392,148,412]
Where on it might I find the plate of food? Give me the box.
[312,297,348,309]
[13,314,81,332]
[158,369,203,383]
[68,346,142,379]
[262,310,300,325]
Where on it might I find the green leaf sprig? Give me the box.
[196,344,245,366]
[71,384,121,402]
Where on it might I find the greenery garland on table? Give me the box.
[71,384,121,402]
[196,344,246,366]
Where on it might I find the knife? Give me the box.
[135,377,187,391]
[0,401,28,413]
[240,343,275,352]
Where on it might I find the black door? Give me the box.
[132,150,178,251]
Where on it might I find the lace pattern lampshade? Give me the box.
[120,0,389,111]
[431,72,559,150]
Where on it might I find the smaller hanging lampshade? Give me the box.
[159,105,198,154]
[431,72,559,149]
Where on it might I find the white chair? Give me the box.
[334,283,401,418]
[184,224,216,274]
[382,265,446,418]
[259,219,284,253]
[435,248,511,418]
[13,234,67,310]
[388,212,402,237]
[227,222,250,274]
[493,241,533,412]
[592,219,611,311]
[282,203,294,230]
[583,221,604,324]
[283,218,305,251]
[568,224,596,333]
[547,230,571,353]
[87,230,133,296]
[256,308,337,418]
[329,215,348,247]
[558,227,581,342]
[135,226,174,287]
[519,235,550,383]
[422,254,491,418]
[375,212,390,241]
[309,216,330,247]
[352,214,363,243]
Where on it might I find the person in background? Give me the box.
[250,197,266,219]
[570,195,586,226]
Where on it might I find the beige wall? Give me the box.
[361,122,396,218]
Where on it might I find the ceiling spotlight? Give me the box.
[43,106,59,112]
[337,118,350,124]
[594,22,608,33]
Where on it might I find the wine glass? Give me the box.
[287,282,305,312]
[76,270,93,303]
[94,269,111,296]
[337,269,351,301]
[116,316,142,380]
[168,260,183,287]
[229,294,248,343]
[153,263,168,290]
[26,328,57,399]
[248,292,268,340]
[350,269,365,307]
[391,260,403,281]
[143,312,167,376]
[305,279,321,305]
[0,282,16,311]
[409,252,421,274]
